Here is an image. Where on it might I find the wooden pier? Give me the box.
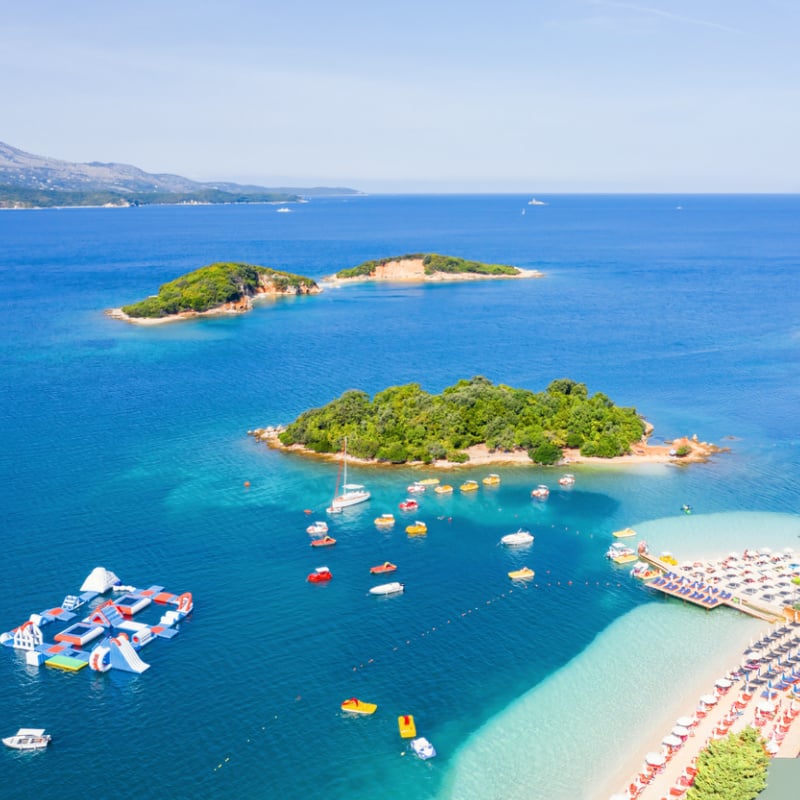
[638,552,785,623]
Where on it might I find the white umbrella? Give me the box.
[715,677,733,689]
[676,716,696,727]
[758,700,775,713]
[662,734,683,748]
[672,725,690,737]
[700,694,718,705]
[646,752,666,767]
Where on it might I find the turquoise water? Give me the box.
[1,195,799,799]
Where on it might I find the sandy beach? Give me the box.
[597,618,800,800]
[249,429,722,469]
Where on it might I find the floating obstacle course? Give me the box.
[1,567,193,675]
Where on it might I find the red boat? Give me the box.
[307,567,333,583]
[370,561,397,574]
[399,499,418,511]
[311,535,337,547]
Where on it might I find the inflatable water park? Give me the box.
[1,567,193,675]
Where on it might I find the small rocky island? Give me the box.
[327,253,543,283]
[250,377,697,466]
[107,262,320,323]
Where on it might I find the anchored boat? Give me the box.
[369,582,404,596]
[2,728,51,751]
[341,697,377,715]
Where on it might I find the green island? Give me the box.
[0,185,301,209]
[276,376,646,464]
[117,262,319,319]
[335,253,523,279]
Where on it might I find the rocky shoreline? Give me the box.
[248,427,726,469]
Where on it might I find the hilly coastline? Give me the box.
[0,141,359,208]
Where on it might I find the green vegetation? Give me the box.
[278,376,646,464]
[121,262,318,318]
[335,253,520,279]
[0,185,299,209]
[686,727,768,800]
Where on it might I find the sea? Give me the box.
[1,194,799,800]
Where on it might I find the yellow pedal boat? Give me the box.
[374,513,395,527]
[434,484,453,494]
[417,478,440,486]
[398,714,417,738]
[482,473,501,486]
[459,480,479,492]
[508,567,535,580]
[612,527,637,538]
[341,697,377,715]
[406,521,427,536]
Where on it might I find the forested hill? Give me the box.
[278,377,646,464]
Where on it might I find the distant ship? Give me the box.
[527,198,547,206]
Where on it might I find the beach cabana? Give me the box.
[700,693,717,706]
[672,725,690,739]
[676,715,696,728]
[645,751,666,767]
[662,734,683,748]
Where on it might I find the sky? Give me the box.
[1,1,798,192]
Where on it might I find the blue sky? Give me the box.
[2,1,798,192]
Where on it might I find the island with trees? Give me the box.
[253,377,672,465]
[329,253,543,282]
[107,262,320,324]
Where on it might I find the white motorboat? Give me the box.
[2,728,51,751]
[501,529,534,546]
[306,521,329,535]
[531,484,550,499]
[369,581,404,596]
[329,437,370,510]
[410,736,437,759]
[527,198,547,206]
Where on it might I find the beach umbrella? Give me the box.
[672,725,690,738]
[662,734,683,748]
[676,716,696,728]
[700,694,718,706]
[646,752,666,767]
[715,677,733,689]
[758,700,775,713]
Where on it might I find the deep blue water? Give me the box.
[1,195,799,799]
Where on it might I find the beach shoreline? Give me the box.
[249,429,724,469]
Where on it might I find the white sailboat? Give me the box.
[326,437,370,512]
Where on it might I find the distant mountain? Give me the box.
[0,141,359,208]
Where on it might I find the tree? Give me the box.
[686,728,768,800]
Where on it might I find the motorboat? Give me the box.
[612,527,637,538]
[508,567,535,580]
[2,728,51,751]
[306,521,329,535]
[399,499,419,511]
[410,736,437,760]
[407,483,426,494]
[501,529,534,546]
[370,562,397,574]
[434,484,453,495]
[310,535,336,547]
[341,697,377,715]
[606,542,637,564]
[531,484,550,499]
[369,581,404,595]
[405,521,427,536]
[328,437,370,510]
[398,714,417,738]
[528,198,547,206]
[482,474,501,486]
[307,567,333,583]
[374,513,395,528]
[459,479,479,493]
[558,473,575,486]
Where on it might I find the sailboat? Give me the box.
[326,437,370,512]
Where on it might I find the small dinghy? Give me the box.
[410,736,437,760]
[2,728,51,751]
[369,581,404,596]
